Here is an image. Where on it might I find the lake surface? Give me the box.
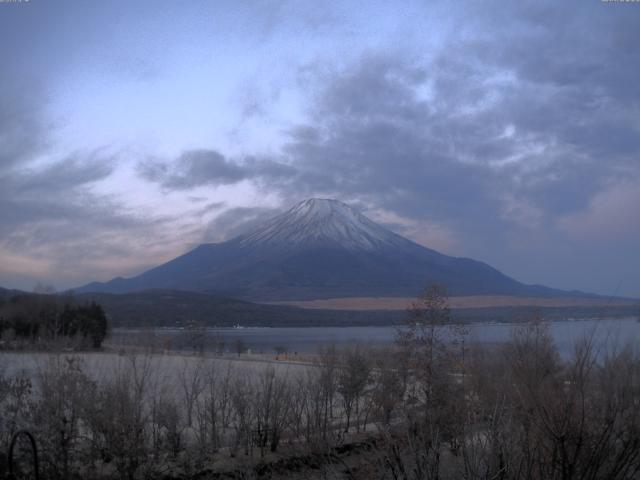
[111,317,640,358]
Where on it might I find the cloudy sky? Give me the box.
[1,0,639,297]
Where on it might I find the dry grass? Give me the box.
[267,295,637,311]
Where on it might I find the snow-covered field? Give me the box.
[0,351,311,388]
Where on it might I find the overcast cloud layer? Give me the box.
[0,0,639,297]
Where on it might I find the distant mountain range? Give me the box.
[77,198,594,301]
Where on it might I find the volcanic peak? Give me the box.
[235,198,406,250]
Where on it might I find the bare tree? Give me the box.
[254,366,292,455]
[301,367,336,446]
[155,395,185,459]
[369,284,466,479]
[180,358,204,428]
[195,361,234,454]
[289,375,309,442]
[84,354,153,480]
[318,347,339,438]
[371,350,406,425]
[456,316,640,480]
[229,374,254,457]
[32,356,96,480]
[181,320,206,354]
[234,339,248,357]
[274,345,288,358]
[0,370,32,476]
[338,346,372,433]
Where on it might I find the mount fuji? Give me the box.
[78,198,575,300]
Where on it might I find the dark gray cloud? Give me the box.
[1,154,119,236]
[0,67,128,248]
[267,3,640,231]
[274,55,510,227]
[167,150,243,188]
[0,88,180,289]
[203,206,282,243]
[138,149,296,190]
[0,152,175,274]
[0,1,198,289]
[0,73,49,173]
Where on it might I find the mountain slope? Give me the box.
[78,198,581,300]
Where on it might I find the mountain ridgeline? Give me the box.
[78,198,581,300]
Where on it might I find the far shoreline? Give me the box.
[266,295,639,311]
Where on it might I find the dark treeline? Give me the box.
[0,294,108,349]
[0,286,639,479]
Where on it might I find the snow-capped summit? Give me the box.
[236,198,406,250]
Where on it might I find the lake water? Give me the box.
[111,317,640,358]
